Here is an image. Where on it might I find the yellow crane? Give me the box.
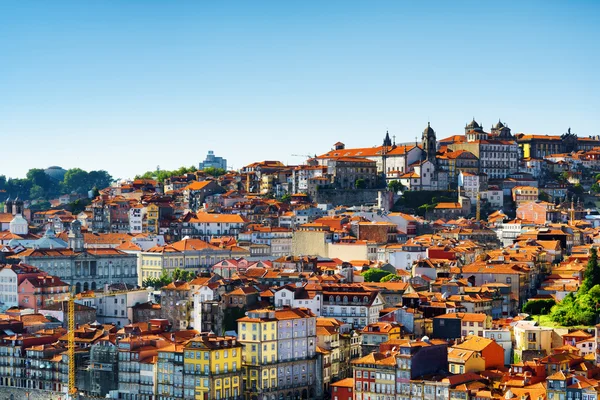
[68,286,77,398]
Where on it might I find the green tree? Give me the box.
[388,180,404,193]
[203,167,226,177]
[522,299,555,315]
[538,191,551,202]
[142,270,173,288]
[380,274,398,282]
[69,199,90,215]
[572,184,584,195]
[222,307,247,334]
[559,172,570,182]
[62,168,90,195]
[361,268,392,282]
[280,194,292,203]
[29,185,46,200]
[87,170,113,190]
[355,179,367,189]
[592,183,600,194]
[171,268,196,282]
[26,168,58,196]
[582,248,600,293]
[136,166,198,183]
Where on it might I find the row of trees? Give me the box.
[548,248,600,326]
[361,267,400,282]
[136,166,226,183]
[0,168,112,202]
[141,267,197,288]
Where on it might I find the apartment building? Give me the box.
[183,334,243,400]
[237,308,319,400]
[321,284,384,329]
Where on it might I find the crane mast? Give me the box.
[68,286,76,398]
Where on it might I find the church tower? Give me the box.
[4,197,12,214]
[421,122,437,165]
[12,197,23,216]
[383,130,392,147]
[68,220,84,252]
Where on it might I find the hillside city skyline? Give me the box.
[0,120,596,181]
[1,1,599,179]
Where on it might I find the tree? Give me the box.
[222,307,247,333]
[380,274,398,282]
[203,167,226,177]
[559,172,570,182]
[62,168,90,195]
[280,194,292,203]
[26,168,58,197]
[592,183,600,194]
[29,184,46,200]
[355,179,367,189]
[522,299,555,315]
[572,184,584,195]
[142,270,172,288]
[595,173,600,182]
[87,170,113,190]
[69,199,90,215]
[361,268,392,282]
[538,191,550,202]
[388,180,404,193]
[171,268,196,282]
[582,247,600,293]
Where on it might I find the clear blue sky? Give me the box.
[1,1,599,180]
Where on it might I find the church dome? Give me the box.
[466,118,480,130]
[9,214,28,235]
[44,228,56,238]
[423,122,435,136]
[44,166,67,182]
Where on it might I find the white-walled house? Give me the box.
[273,285,322,316]
[192,285,216,330]
[377,242,427,272]
[0,266,18,312]
[129,205,146,234]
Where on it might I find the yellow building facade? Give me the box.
[237,308,319,400]
[237,311,278,393]
[183,335,243,400]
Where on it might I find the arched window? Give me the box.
[363,296,368,303]
[343,296,348,303]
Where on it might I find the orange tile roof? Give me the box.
[190,212,247,224]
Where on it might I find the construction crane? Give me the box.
[291,154,313,158]
[291,154,315,162]
[67,286,77,398]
